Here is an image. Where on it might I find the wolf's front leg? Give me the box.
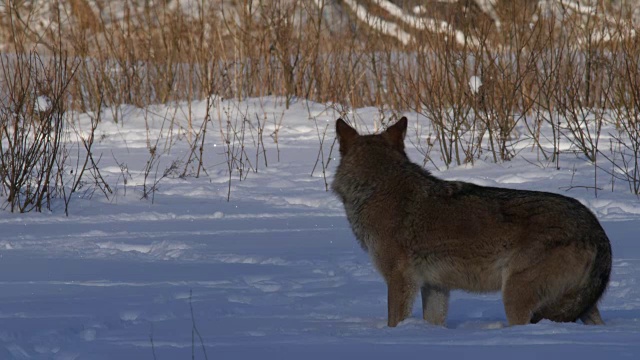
[386,270,417,327]
[421,284,449,326]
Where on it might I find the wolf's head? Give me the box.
[335,117,408,158]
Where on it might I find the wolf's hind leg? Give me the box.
[421,284,449,326]
[580,305,605,325]
[502,271,541,326]
[386,270,417,327]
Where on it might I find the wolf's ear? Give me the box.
[336,118,359,156]
[384,116,408,151]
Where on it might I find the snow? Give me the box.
[340,0,413,46]
[0,97,639,359]
[35,96,51,113]
[469,75,482,94]
[372,0,481,47]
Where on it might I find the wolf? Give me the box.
[332,117,612,327]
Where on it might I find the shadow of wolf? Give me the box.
[332,117,612,327]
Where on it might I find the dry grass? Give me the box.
[1,0,640,210]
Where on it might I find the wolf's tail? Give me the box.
[532,228,612,324]
[578,230,612,323]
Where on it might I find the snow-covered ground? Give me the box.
[0,98,638,359]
